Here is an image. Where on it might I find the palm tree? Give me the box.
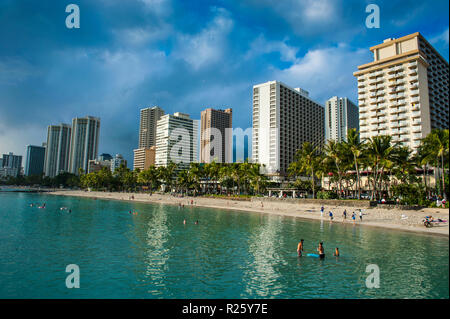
[288,142,322,199]
[188,163,203,195]
[248,163,267,195]
[416,141,435,197]
[323,140,347,198]
[137,166,160,192]
[365,135,396,200]
[158,162,176,192]
[344,128,366,199]
[219,164,234,195]
[422,129,449,199]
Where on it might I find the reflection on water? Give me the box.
[0,192,448,299]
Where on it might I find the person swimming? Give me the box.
[317,242,325,259]
[297,239,304,256]
[183,219,186,225]
[195,220,199,224]
[333,247,340,257]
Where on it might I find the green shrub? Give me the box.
[317,191,338,199]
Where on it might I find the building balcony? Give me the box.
[408,61,418,69]
[412,126,422,133]
[408,69,418,76]
[390,106,407,114]
[409,75,419,83]
[411,111,421,118]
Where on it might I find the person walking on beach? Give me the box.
[329,211,334,221]
[359,210,363,221]
[297,239,304,257]
[342,209,347,221]
[352,212,356,223]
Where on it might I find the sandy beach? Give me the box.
[49,190,449,237]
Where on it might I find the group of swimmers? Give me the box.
[183,219,199,225]
[30,203,46,209]
[297,239,340,259]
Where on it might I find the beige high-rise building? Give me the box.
[252,81,324,178]
[354,32,449,151]
[200,108,232,163]
[139,106,165,148]
[133,146,156,171]
[134,106,164,170]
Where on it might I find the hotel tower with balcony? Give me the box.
[354,32,449,151]
[252,81,324,179]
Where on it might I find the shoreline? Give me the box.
[47,190,449,237]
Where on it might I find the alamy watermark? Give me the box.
[65,4,80,29]
[365,4,380,29]
[65,264,80,288]
[365,264,380,289]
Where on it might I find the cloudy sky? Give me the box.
[0,0,448,164]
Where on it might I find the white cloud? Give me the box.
[245,35,299,62]
[430,28,449,45]
[274,44,370,104]
[0,58,39,85]
[174,8,234,70]
[302,0,335,21]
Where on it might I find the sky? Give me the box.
[0,0,449,165]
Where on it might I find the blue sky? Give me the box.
[0,0,448,164]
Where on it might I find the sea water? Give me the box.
[0,192,448,299]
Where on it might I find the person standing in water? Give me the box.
[333,248,340,257]
[329,211,334,221]
[320,206,324,218]
[359,210,363,221]
[297,239,304,256]
[317,242,325,259]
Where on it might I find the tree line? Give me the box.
[288,128,449,204]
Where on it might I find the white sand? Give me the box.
[49,190,449,237]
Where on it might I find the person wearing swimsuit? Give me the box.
[318,242,325,259]
[297,239,304,256]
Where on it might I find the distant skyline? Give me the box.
[1,0,449,164]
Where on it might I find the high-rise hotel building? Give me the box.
[354,32,449,151]
[325,97,359,143]
[252,81,324,178]
[25,145,46,176]
[200,108,232,163]
[44,123,72,177]
[68,116,100,174]
[134,106,165,171]
[155,112,198,169]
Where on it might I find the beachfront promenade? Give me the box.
[49,190,449,236]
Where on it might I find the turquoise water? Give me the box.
[0,192,448,299]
